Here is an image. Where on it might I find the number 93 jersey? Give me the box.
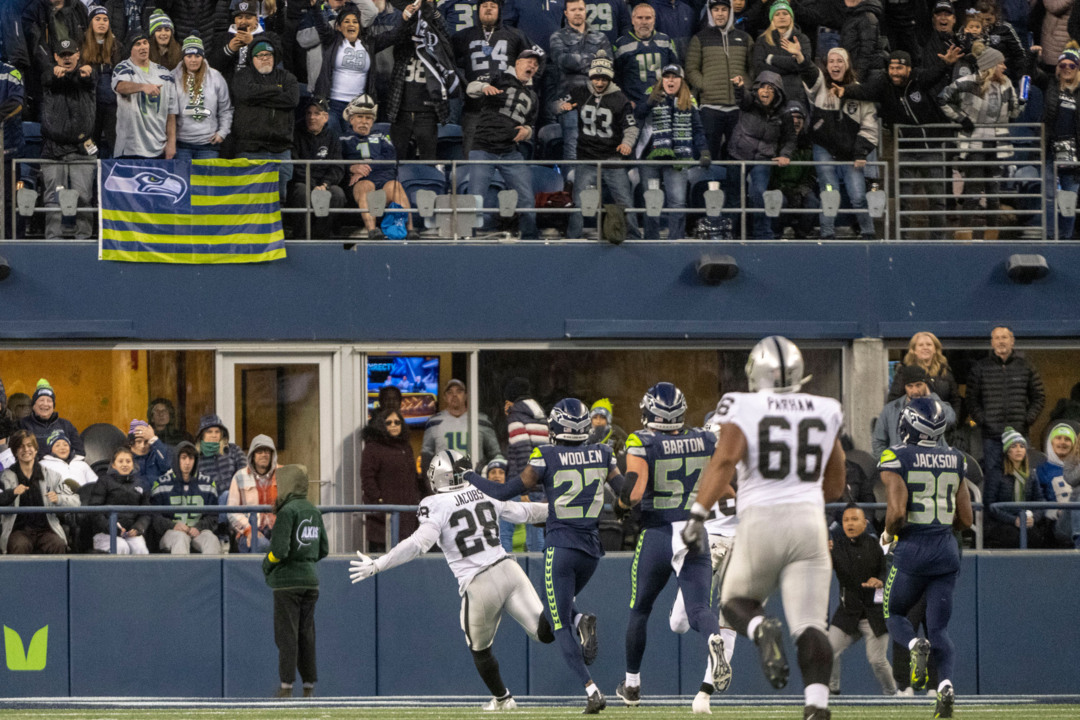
[626,428,715,528]
[417,486,547,595]
[530,443,617,558]
[878,443,966,574]
[713,392,844,512]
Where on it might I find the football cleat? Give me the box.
[302,686,314,698]
[708,633,732,692]
[753,618,789,689]
[615,681,640,707]
[691,691,712,715]
[583,690,606,714]
[482,694,517,711]
[934,684,955,718]
[910,638,932,691]
[803,706,831,720]
[578,613,599,665]
[274,686,292,698]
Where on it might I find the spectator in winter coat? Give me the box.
[503,376,547,551]
[728,70,797,238]
[90,446,151,554]
[983,427,1053,548]
[1037,0,1075,72]
[147,9,182,70]
[0,430,79,555]
[155,0,219,53]
[1034,422,1080,545]
[647,0,697,59]
[360,408,424,551]
[340,93,419,239]
[151,441,221,554]
[634,64,708,239]
[40,429,98,487]
[963,326,1045,479]
[210,0,284,81]
[769,101,819,238]
[172,33,233,160]
[614,3,677,108]
[686,0,753,160]
[921,1,960,93]
[128,419,170,488]
[80,5,120,158]
[112,32,179,159]
[974,0,1026,83]
[229,39,299,200]
[551,0,613,159]
[288,96,346,239]
[750,0,811,108]
[194,413,249,498]
[148,397,191,448]
[227,434,279,553]
[23,0,87,117]
[871,365,957,457]
[800,45,879,239]
[39,36,96,240]
[0,61,24,196]
[885,332,962,422]
[1033,41,1080,239]
[563,55,641,239]
[20,379,83,458]
[839,0,885,82]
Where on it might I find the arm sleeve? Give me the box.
[853,102,878,158]
[374,520,440,572]
[268,508,293,563]
[464,470,528,501]
[937,80,964,121]
[499,501,549,525]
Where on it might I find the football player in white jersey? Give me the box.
[682,336,847,720]
[349,450,554,710]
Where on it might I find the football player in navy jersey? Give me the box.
[879,397,972,719]
[466,398,625,714]
[611,383,728,710]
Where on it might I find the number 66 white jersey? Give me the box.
[415,485,548,596]
[712,392,844,511]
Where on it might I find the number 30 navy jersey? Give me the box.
[529,443,616,558]
[626,428,715,528]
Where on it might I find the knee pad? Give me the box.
[537,613,555,644]
[795,627,833,687]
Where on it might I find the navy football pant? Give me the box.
[544,546,599,685]
[884,566,957,683]
[626,526,719,674]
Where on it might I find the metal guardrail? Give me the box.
[991,501,1080,549]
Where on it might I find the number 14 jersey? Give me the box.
[529,443,617,558]
[713,392,844,512]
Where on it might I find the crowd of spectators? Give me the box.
[5,0,1080,239]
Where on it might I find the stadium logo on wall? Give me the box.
[4,625,48,671]
[104,164,188,204]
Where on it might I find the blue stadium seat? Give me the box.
[372,122,392,136]
[398,164,449,208]
[536,123,562,161]
[531,165,564,194]
[437,124,463,161]
[21,122,42,159]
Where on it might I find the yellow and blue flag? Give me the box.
[99,158,286,264]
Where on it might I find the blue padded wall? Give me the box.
[0,559,69,697]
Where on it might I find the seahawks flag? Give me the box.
[99,158,286,264]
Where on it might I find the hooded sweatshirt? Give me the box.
[226,433,279,535]
[1035,423,1080,522]
[150,441,219,538]
[686,7,753,109]
[263,464,327,590]
[194,414,248,496]
[567,79,640,160]
[728,71,797,161]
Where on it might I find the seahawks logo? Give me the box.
[104,164,188,204]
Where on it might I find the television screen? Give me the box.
[367,355,440,425]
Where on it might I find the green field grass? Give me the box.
[1,703,1078,720]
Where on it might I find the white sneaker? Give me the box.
[481,695,516,711]
[708,633,732,692]
[692,691,712,714]
[896,687,915,697]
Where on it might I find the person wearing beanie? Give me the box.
[151,440,221,555]
[129,418,171,488]
[148,8,182,70]
[549,0,614,161]
[211,0,285,82]
[938,40,1021,238]
[982,427,1053,548]
[587,398,628,461]
[884,333,962,424]
[686,0,752,162]
[771,99,817,238]
[479,455,520,552]
[113,32,180,159]
[750,0,811,108]
[172,31,233,160]
[20,379,85,459]
[81,3,123,160]
[798,43,879,239]
[421,379,500,475]
[871,365,957,457]
[1033,39,1080,239]
[502,378,547,551]
[1032,422,1080,546]
[40,428,98,488]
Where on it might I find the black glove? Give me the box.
[613,499,631,522]
[699,152,712,169]
[452,453,473,475]
[959,117,975,134]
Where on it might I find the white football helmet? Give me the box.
[427,449,470,493]
[745,335,812,393]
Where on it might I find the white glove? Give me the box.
[349,551,379,583]
[709,535,732,569]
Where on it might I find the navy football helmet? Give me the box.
[898,397,947,445]
[640,382,687,431]
[548,398,591,445]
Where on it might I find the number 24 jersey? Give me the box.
[713,391,844,511]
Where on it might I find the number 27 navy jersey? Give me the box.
[529,443,616,558]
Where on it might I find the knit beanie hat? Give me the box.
[46,429,70,451]
[590,398,614,423]
[1001,426,1026,452]
[148,9,173,35]
[827,46,851,69]
[251,40,275,58]
[87,4,109,20]
[769,0,794,21]
[129,419,151,437]
[32,379,55,404]
[975,43,1005,71]
[1049,423,1077,444]
[183,32,205,56]
[1059,41,1080,65]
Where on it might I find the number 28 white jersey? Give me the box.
[416,486,547,596]
[712,391,844,512]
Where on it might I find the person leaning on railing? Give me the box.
[983,428,1054,548]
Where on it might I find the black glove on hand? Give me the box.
[699,152,712,169]
[960,117,975,134]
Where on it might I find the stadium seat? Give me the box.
[21,121,42,159]
[536,123,562,161]
[398,165,449,228]
[531,165,564,194]
[437,124,463,161]
[372,122,392,136]
[82,423,128,469]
